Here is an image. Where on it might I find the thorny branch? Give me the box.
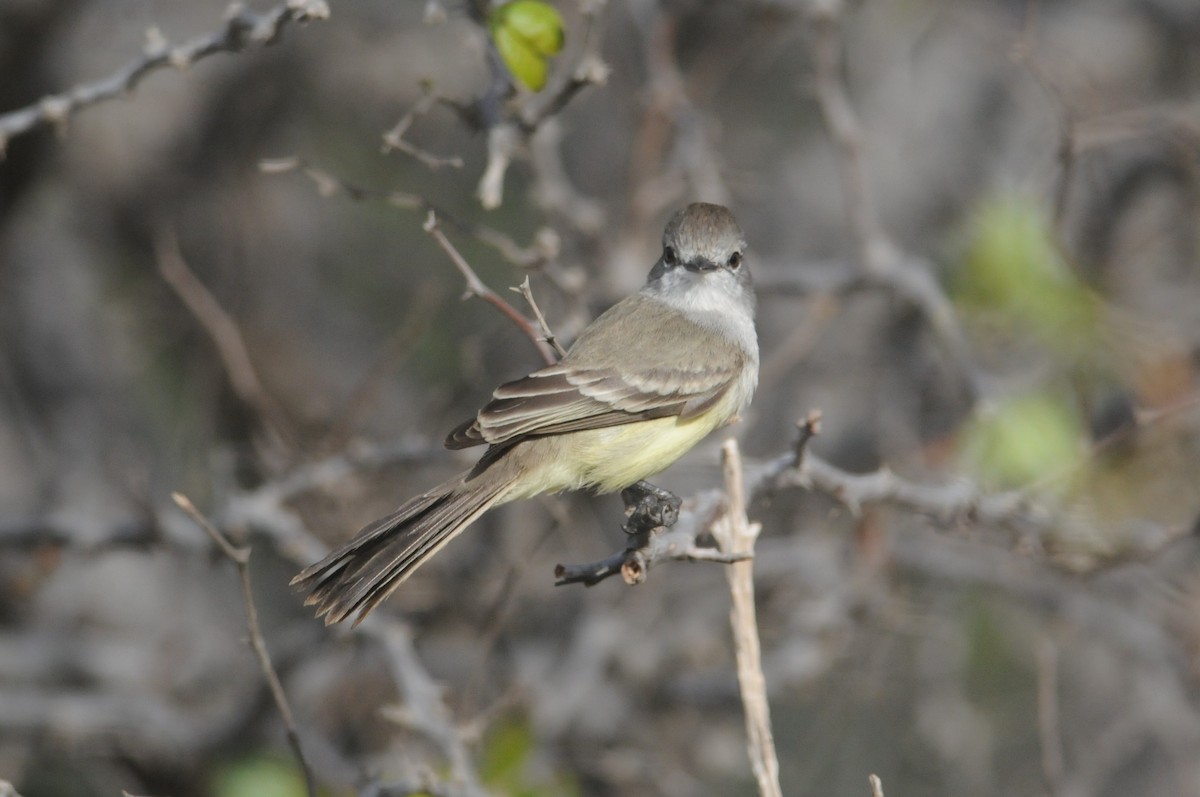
[423,210,559,365]
[171,493,318,797]
[513,276,568,358]
[0,0,330,155]
[258,157,562,270]
[755,413,1042,529]
[382,88,465,171]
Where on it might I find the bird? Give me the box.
[292,202,759,625]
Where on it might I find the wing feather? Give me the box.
[443,294,749,450]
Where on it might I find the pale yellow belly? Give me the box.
[505,411,729,500]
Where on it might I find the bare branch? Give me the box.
[382,88,465,171]
[155,228,295,455]
[869,774,885,797]
[0,0,330,155]
[259,157,557,269]
[477,123,521,210]
[711,439,782,797]
[423,210,558,365]
[512,276,567,358]
[171,493,318,797]
[365,620,493,797]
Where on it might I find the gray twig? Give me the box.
[0,0,330,154]
[382,88,465,170]
[171,493,318,797]
[155,228,295,457]
[423,210,558,365]
[259,157,559,269]
[512,276,567,358]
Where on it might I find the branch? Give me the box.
[711,439,782,797]
[382,88,465,171]
[512,276,567,358]
[259,157,560,269]
[762,446,1040,528]
[554,490,746,586]
[155,229,295,456]
[0,0,330,155]
[423,210,558,365]
[366,620,493,797]
[869,774,885,797]
[171,493,318,797]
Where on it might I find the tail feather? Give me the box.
[291,470,514,626]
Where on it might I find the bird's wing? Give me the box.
[444,360,739,449]
[445,292,751,449]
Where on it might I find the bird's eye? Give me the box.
[663,246,678,266]
[728,252,743,269]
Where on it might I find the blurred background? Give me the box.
[2,0,1200,795]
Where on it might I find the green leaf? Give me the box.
[213,757,308,797]
[494,23,550,91]
[960,392,1084,488]
[955,194,1097,353]
[491,1,565,91]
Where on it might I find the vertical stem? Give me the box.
[716,438,783,797]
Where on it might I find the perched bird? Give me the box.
[293,203,759,625]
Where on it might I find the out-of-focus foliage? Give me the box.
[482,715,581,797]
[213,756,309,797]
[955,193,1098,355]
[959,390,1085,489]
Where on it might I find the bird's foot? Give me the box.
[620,480,682,535]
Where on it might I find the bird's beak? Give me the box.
[683,257,720,273]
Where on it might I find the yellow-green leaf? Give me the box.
[494,24,549,91]
[491,1,564,91]
[955,193,1097,353]
[499,0,565,55]
[960,392,1084,488]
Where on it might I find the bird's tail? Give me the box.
[291,468,516,626]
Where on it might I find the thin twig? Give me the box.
[259,157,558,269]
[512,276,567,358]
[382,89,465,170]
[0,0,330,155]
[155,228,295,454]
[712,438,782,797]
[171,493,318,797]
[366,620,493,797]
[423,210,557,365]
[792,409,823,468]
[869,774,885,797]
[762,446,1039,527]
